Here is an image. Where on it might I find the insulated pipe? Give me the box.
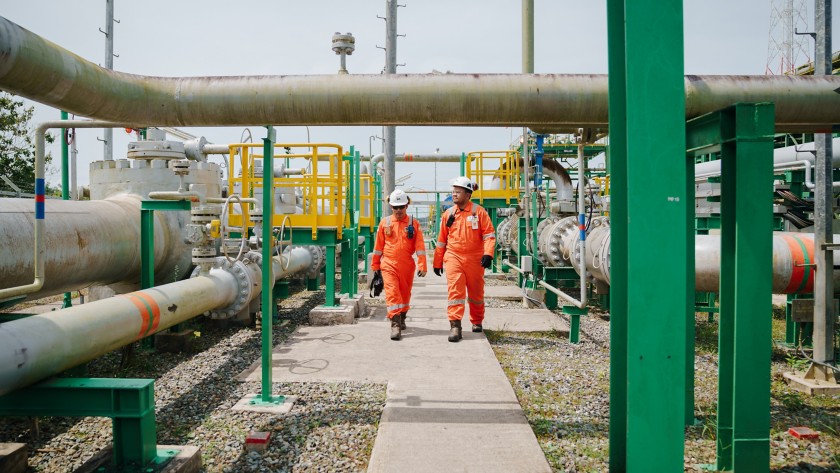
[4,18,840,131]
[0,270,239,396]
[695,136,840,180]
[0,247,318,396]
[0,195,178,301]
[557,227,837,294]
[370,153,463,165]
[0,119,137,301]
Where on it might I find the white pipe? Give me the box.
[538,280,586,309]
[576,143,588,308]
[0,270,239,396]
[0,119,139,301]
[695,136,840,180]
[5,17,840,131]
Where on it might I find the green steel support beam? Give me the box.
[259,125,281,405]
[686,103,775,471]
[0,378,158,467]
[686,131,697,427]
[606,0,628,468]
[609,0,688,470]
[139,200,191,291]
[460,152,466,176]
[60,110,72,309]
[563,305,588,344]
[325,245,337,306]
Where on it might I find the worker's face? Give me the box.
[451,186,471,206]
[391,204,407,218]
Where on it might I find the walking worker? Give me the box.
[371,189,428,340]
[433,176,496,342]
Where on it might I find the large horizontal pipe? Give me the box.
[0,195,181,301]
[0,247,316,395]
[0,270,238,396]
[2,17,840,131]
[563,225,835,294]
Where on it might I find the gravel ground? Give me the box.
[485,300,840,473]
[0,283,386,473]
[3,277,839,472]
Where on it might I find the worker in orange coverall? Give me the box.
[433,176,496,342]
[371,189,428,341]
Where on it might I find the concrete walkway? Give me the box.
[239,276,566,472]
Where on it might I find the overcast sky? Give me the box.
[2,0,832,192]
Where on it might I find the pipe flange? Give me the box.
[191,205,221,224]
[191,258,259,319]
[192,247,217,265]
[304,245,324,278]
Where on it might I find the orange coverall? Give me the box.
[433,202,496,324]
[371,214,428,319]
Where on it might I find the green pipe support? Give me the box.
[60,110,72,309]
[0,378,161,467]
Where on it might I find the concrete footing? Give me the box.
[339,293,366,319]
[231,393,298,414]
[784,370,840,396]
[76,445,201,473]
[308,304,356,325]
[0,443,27,473]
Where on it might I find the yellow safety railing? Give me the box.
[358,173,376,230]
[226,143,345,239]
[466,150,521,204]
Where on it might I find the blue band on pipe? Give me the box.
[578,214,585,241]
[35,178,45,220]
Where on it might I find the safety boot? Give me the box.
[399,312,407,330]
[448,319,462,342]
[390,317,402,341]
[472,324,483,333]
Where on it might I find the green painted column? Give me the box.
[716,104,775,471]
[460,152,466,176]
[606,0,628,469]
[60,111,72,309]
[685,138,697,426]
[615,0,688,470]
[140,209,154,290]
[260,125,276,403]
[325,245,336,306]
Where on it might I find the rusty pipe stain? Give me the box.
[2,17,840,131]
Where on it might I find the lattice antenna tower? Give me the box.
[766,0,811,75]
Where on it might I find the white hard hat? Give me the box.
[450,176,477,192]
[388,189,410,206]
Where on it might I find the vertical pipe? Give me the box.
[522,0,534,74]
[383,0,398,215]
[577,144,587,307]
[260,126,275,402]
[102,0,114,161]
[813,0,835,367]
[70,131,78,200]
[521,0,534,260]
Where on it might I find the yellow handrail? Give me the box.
[466,150,521,204]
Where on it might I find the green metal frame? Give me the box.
[608,0,687,470]
[686,103,775,471]
[140,200,192,290]
[0,378,172,468]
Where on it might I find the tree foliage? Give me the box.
[0,92,53,193]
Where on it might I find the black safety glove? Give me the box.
[433,267,443,277]
[480,255,493,269]
[374,270,382,279]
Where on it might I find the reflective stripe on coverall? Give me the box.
[371,215,428,319]
[433,202,496,323]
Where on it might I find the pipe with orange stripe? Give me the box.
[0,268,238,396]
[690,233,828,294]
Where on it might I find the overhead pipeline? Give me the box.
[2,17,840,131]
